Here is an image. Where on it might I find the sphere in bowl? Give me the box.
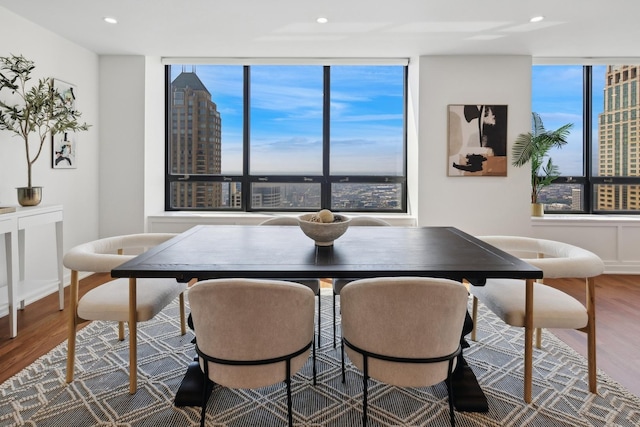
[297,213,351,246]
[317,209,334,223]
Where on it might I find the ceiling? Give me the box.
[1,0,638,59]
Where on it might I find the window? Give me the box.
[165,64,407,212]
[533,64,640,213]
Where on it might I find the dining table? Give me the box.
[111,224,543,410]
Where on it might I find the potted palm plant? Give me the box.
[0,54,90,206]
[512,112,573,216]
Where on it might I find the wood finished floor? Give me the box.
[1,274,639,397]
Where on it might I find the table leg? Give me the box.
[55,220,64,310]
[174,312,210,407]
[129,277,138,394]
[5,231,19,338]
[524,278,534,403]
[450,310,489,412]
[18,228,25,310]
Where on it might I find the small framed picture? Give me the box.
[51,79,79,169]
[52,132,76,169]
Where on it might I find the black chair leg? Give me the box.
[200,392,207,427]
[286,360,293,427]
[446,360,456,427]
[362,356,369,427]
[333,291,337,348]
[317,291,321,346]
[341,339,345,383]
[200,363,210,427]
[312,335,317,385]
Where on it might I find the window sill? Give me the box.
[147,211,417,232]
[532,214,640,224]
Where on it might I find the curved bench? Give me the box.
[64,233,187,394]
[471,236,604,403]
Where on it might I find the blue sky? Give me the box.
[172,64,607,178]
[170,65,404,176]
[532,65,606,177]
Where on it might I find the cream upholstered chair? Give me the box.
[63,233,187,394]
[340,277,468,427]
[471,236,604,403]
[188,278,315,427]
[332,216,390,347]
[259,216,322,345]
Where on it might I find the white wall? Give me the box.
[532,216,640,273]
[414,56,533,236]
[362,56,534,236]
[98,56,167,236]
[98,56,146,236]
[143,57,167,227]
[0,7,100,312]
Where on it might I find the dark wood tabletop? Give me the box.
[111,225,542,283]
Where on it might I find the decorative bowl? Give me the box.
[297,213,351,246]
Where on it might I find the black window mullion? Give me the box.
[584,65,593,213]
[401,66,409,212]
[322,66,331,209]
[582,65,595,213]
[243,65,251,211]
[164,66,172,211]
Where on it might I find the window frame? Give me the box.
[164,64,408,213]
[535,64,640,215]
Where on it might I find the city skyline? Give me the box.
[535,64,640,212]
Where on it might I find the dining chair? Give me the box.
[332,216,391,347]
[340,276,468,427]
[471,236,605,403]
[188,278,315,427]
[259,216,323,345]
[63,233,187,394]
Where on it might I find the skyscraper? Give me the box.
[169,69,222,208]
[597,65,640,210]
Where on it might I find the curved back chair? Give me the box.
[340,277,469,427]
[259,216,322,346]
[332,216,391,346]
[63,233,187,394]
[189,278,315,427]
[472,236,604,403]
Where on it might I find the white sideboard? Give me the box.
[1,205,64,337]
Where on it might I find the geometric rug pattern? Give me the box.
[2,291,640,426]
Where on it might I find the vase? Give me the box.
[531,203,544,217]
[17,187,43,206]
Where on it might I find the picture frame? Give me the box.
[447,104,508,176]
[51,79,78,169]
[52,132,76,169]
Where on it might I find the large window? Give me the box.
[533,64,640,214]
[165,64,407,212]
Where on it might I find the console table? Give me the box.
[1,205,64,338]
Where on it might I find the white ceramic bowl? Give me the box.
[297,213,351,246]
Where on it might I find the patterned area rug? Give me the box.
[1,292,639,426]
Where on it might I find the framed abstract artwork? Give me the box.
[447,104,508,176]
[52,132,76,169]
[51,79,78,169]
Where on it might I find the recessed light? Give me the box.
[103,17,118,24]
[529,16,544,23]
[316,17,328,24]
